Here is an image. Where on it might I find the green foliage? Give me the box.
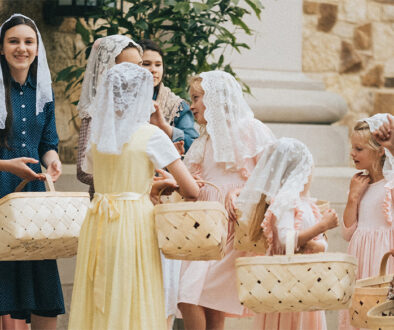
[56,0,264,100]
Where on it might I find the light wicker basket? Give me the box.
[350,252,394,328]
[0,174,90,260]
[154,181,228,261]
[235,231,358,313]
[366,300,394,330]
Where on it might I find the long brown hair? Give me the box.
[248,194,269,242]
[0,15,38,148]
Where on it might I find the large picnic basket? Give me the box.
[0,174,90,260]
[235,231,358,313]
[350,252,393,328]
[154,181,228,260]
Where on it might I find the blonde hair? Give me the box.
[248,194,269,242]
[353,121,385,173]
[188,75,204,94]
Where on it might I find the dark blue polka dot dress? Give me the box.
[0,74,65,322]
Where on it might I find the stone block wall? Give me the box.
[302,0,394,129]
[0,0,84,163]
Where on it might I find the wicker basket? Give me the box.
[154,181,228,260]
[350,252,394,328]
[366,300,394,330]
[235,231,358,313]
[0,174,90,260]
[233,216,267,254]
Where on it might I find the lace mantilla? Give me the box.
[0,14,52,129]
[88,63,153,154]
[237,137,314,228]
[78,35,142,119]
[184,70,275,175]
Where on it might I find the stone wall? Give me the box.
[302,0,394,129]
[0,0,84,163]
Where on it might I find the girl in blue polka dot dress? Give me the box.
[0,14,64,330]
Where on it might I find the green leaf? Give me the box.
[164,45,181,52]
[76,19,91,45]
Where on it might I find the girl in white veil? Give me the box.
[178,71,275,329]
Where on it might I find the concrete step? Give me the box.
[266,123,350,167]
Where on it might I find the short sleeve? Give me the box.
[146,128,181,169]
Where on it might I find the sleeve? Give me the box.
[341,221,357,242]
[76,117,94,186]
[172,101,199,152]
[146,128,181,169]
[38,97,59,162]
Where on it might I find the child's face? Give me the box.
[190,86,207,125]
[350,134,378,171]
[115,47,143,66]
[142,50,163,87]
[1,24,38,76]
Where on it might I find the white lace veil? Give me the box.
[77,34,142,119]
[88,62,153,155]
[236,137,314,224]
[0,13,52,129]
[184,70,275,173]
[360,113,394,176]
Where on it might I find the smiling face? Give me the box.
[1,24,38,78]
[142,50,163,87]
[350,133,380,172]
[190,86,207,125]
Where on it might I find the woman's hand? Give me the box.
[1,157,44,181]
[225,188,242,222]
[349,172,370,203]
[151,169,179,202]
[320,209,339,231]
[174,140,185,156]
[46,159,62,182]
[373,115,394,155]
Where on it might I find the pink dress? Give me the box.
[177,138,254,315]
[255,197,328,330]
[339,179,394,330]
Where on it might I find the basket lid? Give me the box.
[235,253,358,266]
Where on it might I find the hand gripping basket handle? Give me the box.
[285,230,297,256]
[14,173,55,193]
[379,251,393,276]
[158,180,222,204]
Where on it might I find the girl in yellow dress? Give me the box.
[68,62,199,330]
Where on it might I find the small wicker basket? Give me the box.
[350,252,394,328]
[235,231,358,313]
[0,174,90,260]
[366,301,394,330]
[154,181,228,260]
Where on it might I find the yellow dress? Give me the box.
[68,124,166,330]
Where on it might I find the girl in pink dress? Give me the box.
[177,71,275,330]
[339,113,394,330]
[236,137,339,330]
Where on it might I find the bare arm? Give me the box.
[0,158,44,181]
[166,159,199,200]
[343,173,370,229]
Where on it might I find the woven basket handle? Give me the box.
[285,230,297,255]
[157,180,222,204]
[379,251,393,276]
[15,173,55,193]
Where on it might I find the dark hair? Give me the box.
[138,39,165,94]
[123,42,142,55]
[0,15,38,148]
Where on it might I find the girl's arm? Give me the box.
[342,172,369,240]
[0,158,44,181]
[166,159,199,200]
[77,117,94,187]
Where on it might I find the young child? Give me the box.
[0,14,63,330]
[77,35,143,198]
[178,70,275,330]
[236,137,339,330]
[68,63,199,330]
[339,114,394,330]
